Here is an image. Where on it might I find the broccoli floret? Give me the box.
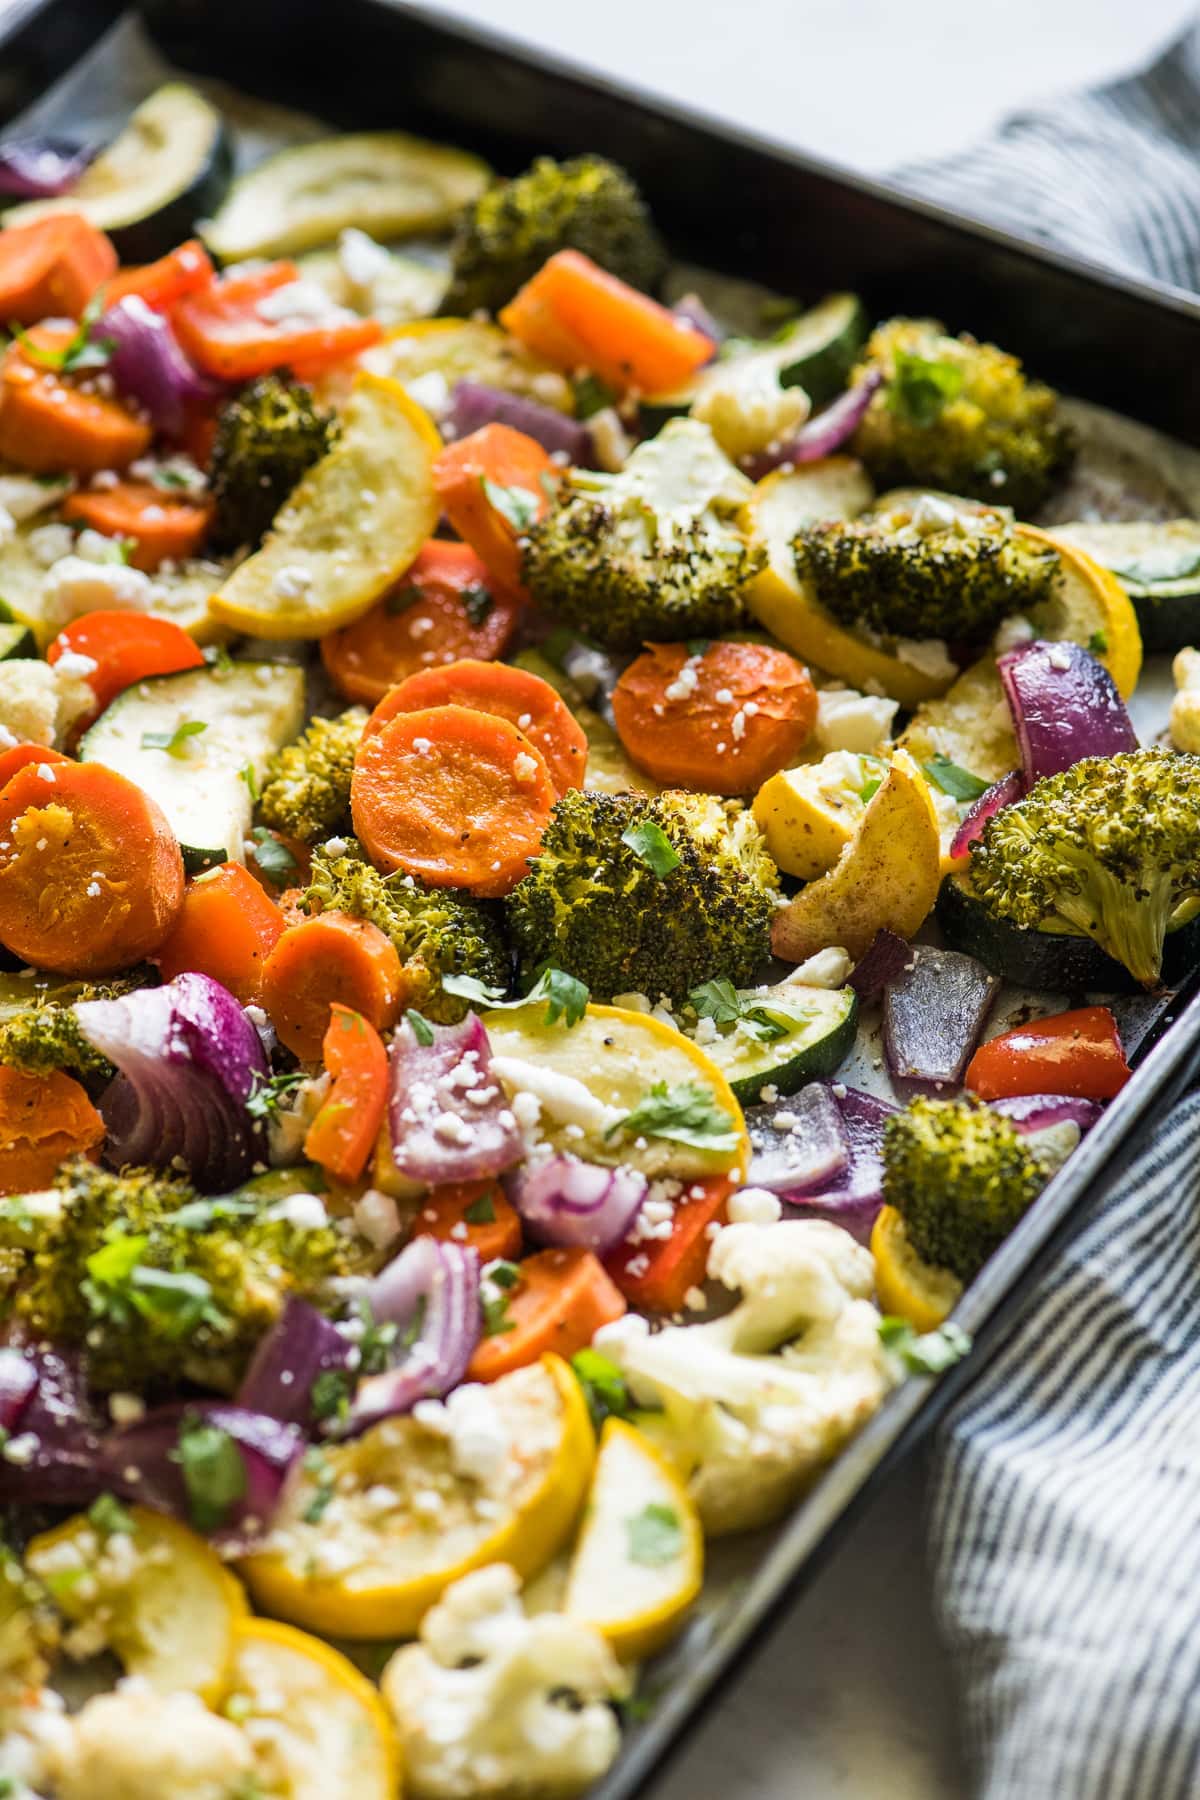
[506,787,778,1004]
[0,973,150,1082]
[522,419,763,648]
[442,154,666,317]
[6,1160,367,1394]
[793,494,1060,642]
[303,838,509,1022]
[969,749,1200,988]
[853,318,1073,515]
[257,708,366,845]
[209,373,339,552]
[883,1094,1048,1280]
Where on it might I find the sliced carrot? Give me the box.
[432,424,559,594]
[172,260,382,382]
[500,250,712,396]
[0,1066,104,1195]
[320,540,522,708]
[154,861,285,1004]
[414,1178,523,1263]
[0,338,152,473]
[0,760,183,975]
[467,1246,626,1382]
[0,214,116,324]
[102,239,215,310]
[612,640,818,795]
[351,703,555,898]
[47,611,205,717]
[304,1004,389,1184]
[62,482,214,572]
[0,744,70,793]
[367,658,587,797]
[605,1175,734,1314]
[260,910,405,1062]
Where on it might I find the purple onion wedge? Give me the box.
[103,1402,304,1550]
[0,1346,37,1432]
[950,770,1024,860]
[778,1084,897,1244]
[0,1344,106,1506]
[98,295,222,437]
[884,945,1000,1090]
[997,639,1138,786]
[742,369,882,478]
[990,1093,1104,1136]
[0,137,94,198]
[848,928,912,1003]
[448,380,595,465]
[506,1154,646,1251]
[342,1237,481,1435]
[236,1296,354,1428]
[745,1083,850,1195]
[388,1012,522,1186]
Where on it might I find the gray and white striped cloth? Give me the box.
[898,29,1200,1798]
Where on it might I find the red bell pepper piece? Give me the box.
[604,1174,735,1314]
[172,261,382,381]
[966,1004,1131,1102]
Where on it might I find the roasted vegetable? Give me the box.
[258,708,367,844]
[0,974,149,1081]
[208,372,339,552]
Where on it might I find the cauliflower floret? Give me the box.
[49,1686,254,1800]
[691,352,811,462]
[0,1688,73,1798]
[1170,647,1200,753]
[605,1219,894,1535]
[0,658,93,748]
[381,1563,627,1800]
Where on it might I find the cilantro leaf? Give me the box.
[482,477,539,533]
[461,583,494,628]
[571,373,616,419]
[688,978,742,1026]
[405,1008,435,1046]
[246,1069,307,1122]
[921,754,990,803]
[87,1492,134,1536]
[887,349,965,428]
[464,1192,496,1224]
[12,295,114,375]
[385,582,424,615]
[626,1502,683,1566]
[878,1315,972,1375]
[606,1081,740,1152]
[1087,629,1109,655]
[571,1348,633,1432]
[172,1417,247,1534]
[440,971,509,1007]
[621,820,681,878]
[141,719,207,758]
[249,827,298,883]
[525,965,589,1028]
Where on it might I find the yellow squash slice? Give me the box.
[871,1204,963,1333]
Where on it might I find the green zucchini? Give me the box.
[1051,519,1200,652]
[3,85,233,263]
[0,620,35,661]
[688,984,858,1105]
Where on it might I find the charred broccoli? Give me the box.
[442,153,665,317]
[853,318,1072,515]
[303,838,509,1021]
[793,493,1060,642]
[883,1094,1049,1280]
[0,973,150,1082]
[522,419,763,648]
[506,787,779,1003]
[970,749,1200,988]
[3,1161,367,1393]
[209,373,339,552]
[258,708,367,844]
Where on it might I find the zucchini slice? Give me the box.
[0,618,35,661]
[202,132,489,262]
[1052,519,1200,653]
[690,983,858,1105]
[2,85,232,263]
[79,660,305,866]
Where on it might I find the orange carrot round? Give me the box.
[432,424,559,594]
[368,658,587,797]
[0,761,183,975]
[0,214,116,324]
[0,337,152,474]
[0,745,71,794]
[47,611,205,718]
[351,703,555,898]
[303,1004,390,1184]
[467,1247,626,1383]
[62,483,214,572]
[414,1178,523,1263]
[0,1066,105,1195]
[320,540,522,708]
[612,640,818,794]
[155,861,284,1004]
[260,910,405,1062]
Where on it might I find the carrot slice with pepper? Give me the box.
[605,1174,734,1313]
[0,1066,104,1195]
[155,861,285,1004]
[0,214,116,324]
[102,239,214,310]
[320,541,522,708]
[260,910,405,1062]
[47,611,206,717]
[432,424,559,595]
[0,760,183,975]
[612,640,818,795]
[351,703,556,898]
[414,1178,523,1263]
[62,482,215,572]
[0,336,152,474]
[0,744,70,793]
[966,1005,1131,1101]
[172,260,382,381]
[368,658,587,797]
[304,1004,390,1184]
[467,1247,627,1383]
[500,250,712,395]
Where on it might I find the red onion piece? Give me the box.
[98,295,222,437]
[505,1154,646,1250]
[848,928,912,1003]
[76,973,268,1192]
[990,1093,1104,1135]
[997,639,1138,786]
[0,1344,106,1506]
[236,1296,353,1428]
[388,1012,522,1186]
[884,946,1000,1089]
[343,1236,481,1435]
[744,1083,850,1195]
[103,1402,304,1550]
[779,1084,897,1244]
[0,1346,37,1432]
[671,294,723,351]
[0,138,94,198]
[950,771,1024,860]
[448,381,595,465]
[742,369,882,479]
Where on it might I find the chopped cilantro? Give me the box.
[1087,629,1109,655]
[141,719,207,758]
[482,477,539,533]
[246,1069,307,1122]
[571,1348,632,1432]
[405,1008,436,1046]
[249,827,298,883]
[464,1192,497,1225]
[621,820,681,878]
[525,964,589,1028]
[922,754,990,803]
[87,1492,135,1536]
[878,1315,972,1374]
[887,349,964,429]
[173,1417,247,1534]
[461,583,494,628]
[606,1081,739,1152]
[626,1502,683,1566]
